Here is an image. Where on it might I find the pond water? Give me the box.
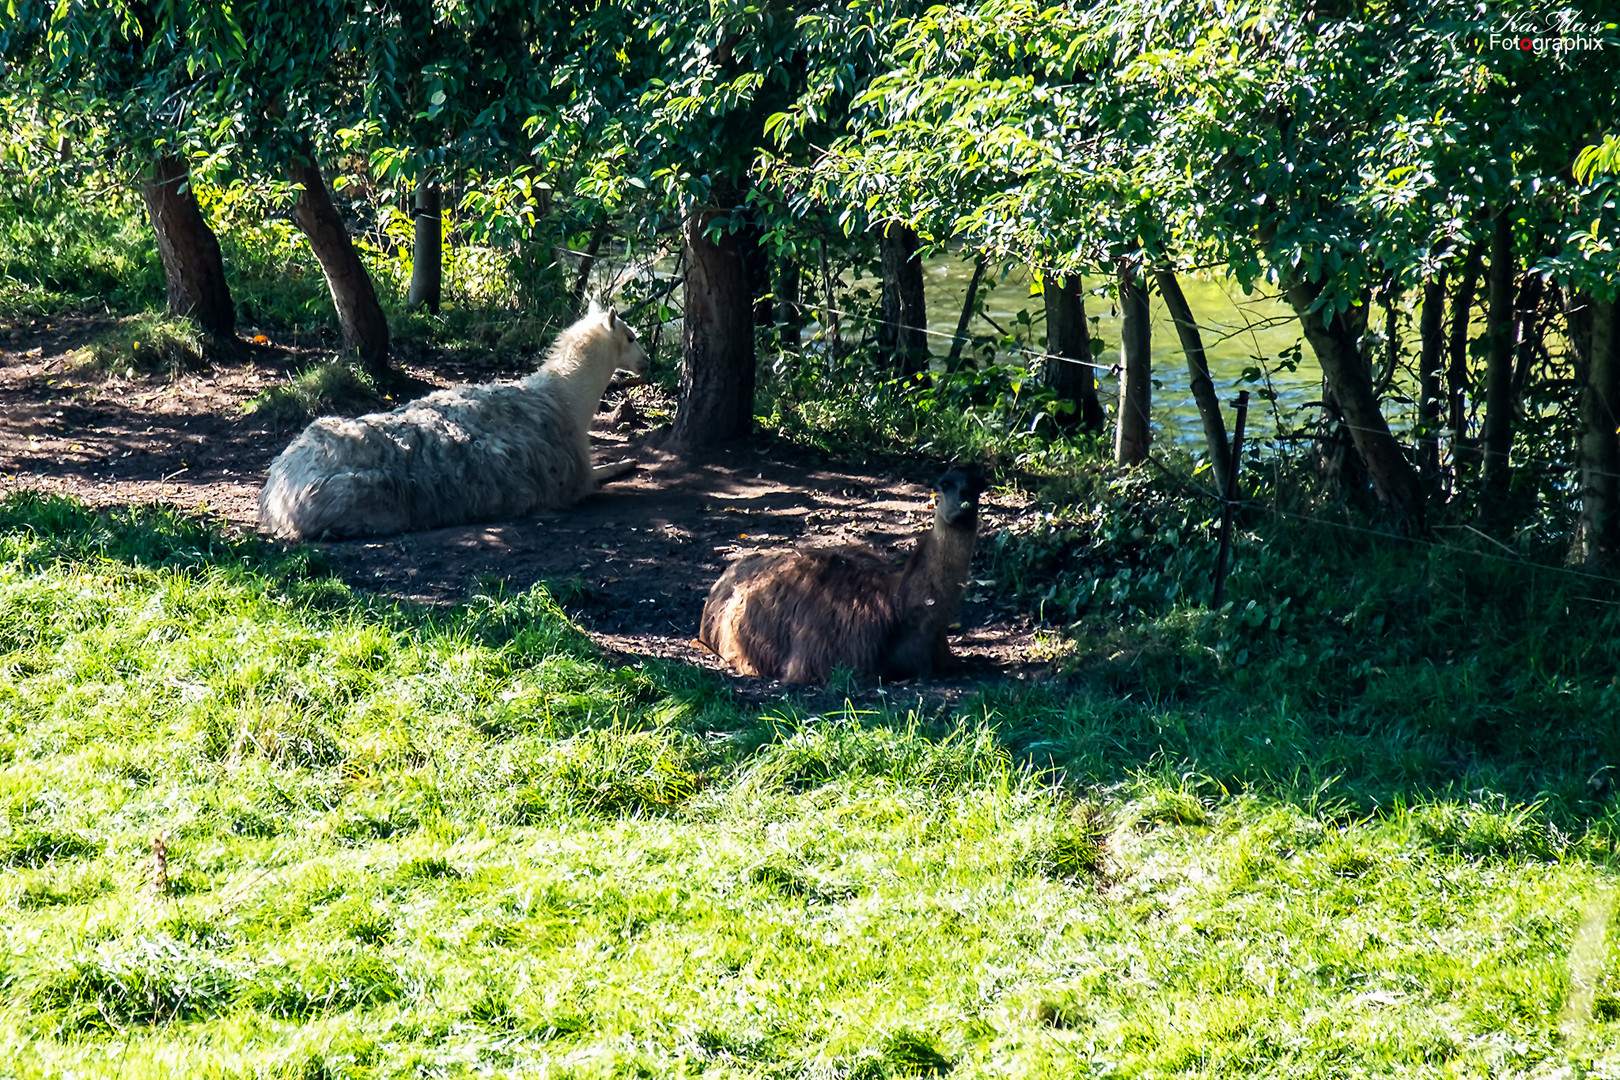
[918,258,1325,450]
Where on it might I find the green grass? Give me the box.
[0,182,164,319]
[2,492,1620,1078]
[245,360,387,426]
[75,312,211,377]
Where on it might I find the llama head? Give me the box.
[584,298,648,375]
[933,468,987,526]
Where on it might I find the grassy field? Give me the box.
[4,161,1620,1078]
[2,493,1619,1079]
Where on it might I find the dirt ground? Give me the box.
[0,315,1048,700]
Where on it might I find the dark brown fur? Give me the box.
[698,470,986,684]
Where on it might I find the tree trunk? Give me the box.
[142,155,234,338]
[1417,266,1448,482]
[1378,287,1401,396]
[1043,273,1106,434]
[777,259,802,353]
[1447,238,1485,476]
[878,223,928,379]
[1511,271,1545,398]
[1571,296,1620,569]
[947,255,987,370]
[1114,262,1151,465]
[1481,207,1516,491]
[290,157,390,378]
[742,219,773,331]
[407,177,442,314]
[570,215,608,312]
[818,238,841,369]
[1154,266,1230,490]
[1285,277,1427,527]
[671,200,756,448]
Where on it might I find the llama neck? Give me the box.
[524,332,617,430]
[900,510,978,627]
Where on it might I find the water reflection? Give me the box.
[920,259,1323,448]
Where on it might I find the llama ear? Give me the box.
[606,306,620,325]
[588,296,604,317]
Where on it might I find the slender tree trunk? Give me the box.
[142,155,234,338]
[777,260,802,353]
[1286,277,1427,527]
[878,223,928,378]
[407,177,442,314]
[1511,271,1546,398]
[1481,207,1516,492]
[671,198,756,448]
[819,238,841,369]
[1447,238,1485,477]
[1378,287,1401,396]
[1042,273,1106,434]
[570,215,608,312]
[290,157,390,378]
[1115,262,1151,465]
[947,255,987,370]
[1417,266,1448,482]
[1154,266,1231,490]
[1572,295,1620,569]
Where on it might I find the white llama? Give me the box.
[259,303,648,540]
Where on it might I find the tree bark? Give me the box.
[671,200,756,448]
[1114,262,1151,465]
[407,177,442,314]
[1154,266,1231,490]
[142,155,234,338]
[1571,296,1620,569]
[1417,266,1448,482]
[878,222,928,378]
[1481,207,1516,491]
[1447,238,1485,474]
[290,157,391,379]
[1285,277,1427,527]
[1043,273,1106,434]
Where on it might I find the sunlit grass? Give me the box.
[1,492,1618,1078]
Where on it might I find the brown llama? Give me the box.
[259,302,647,540]
[698,469,988,684]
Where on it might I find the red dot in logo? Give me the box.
[1520,37,1533,49]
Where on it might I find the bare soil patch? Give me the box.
[1,316,1048,699]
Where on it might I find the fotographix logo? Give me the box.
[1486,9,1608,55]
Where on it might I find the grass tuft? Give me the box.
[246,360,385,426]
[76,312,209,377]
[31,936,240,1030]
[742,715,1009,794]
[0,828,102,868]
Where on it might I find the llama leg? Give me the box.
[592,458,639,484]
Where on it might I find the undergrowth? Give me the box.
[2,492,1619,1078]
